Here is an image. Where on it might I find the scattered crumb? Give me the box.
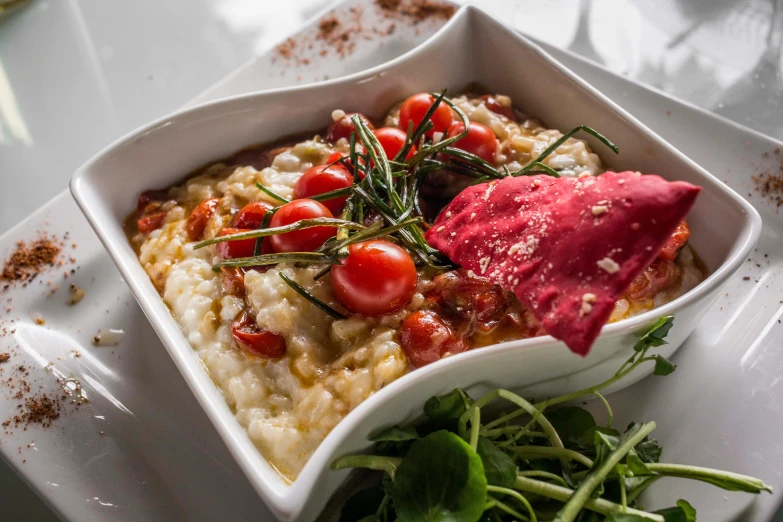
[67,284,85,305]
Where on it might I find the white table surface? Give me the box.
[1,0,782,519]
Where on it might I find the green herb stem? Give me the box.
[255,183,289,204]
[195,218,364,249]
[516,470,569,488]
[511,446,594,469]
[213,252,334,270]
[553,421,657,522]
[487,485,538,522]
[513,476,663,522]
[490,497,530,522]
[643,463,772,494]
[279,273,347,320]
[331,455,402,478]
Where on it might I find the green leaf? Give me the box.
[625,449,651,476]
[390,431,487,522]
[340,486,385,522]
[475,436,516,488]
[633,316,674,352]
[371,426,419,443]
[578,426,621,451]
[653,356,677,376]
[634,438,662,463]
[424,389,472,423]
[547,407,597,450]
[653,499,697,522]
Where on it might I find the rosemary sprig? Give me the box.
[512,125,619,177]
[212,252,335,270]
[255,183,289,204]
[194,218,364,249]
[308,185,356,202]
[279,273,347,320]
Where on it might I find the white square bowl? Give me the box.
[70,6,761,521]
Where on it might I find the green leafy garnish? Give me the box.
[328,316,772,522]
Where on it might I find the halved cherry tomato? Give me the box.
[374,127,417,161]
[399,93,453,137]
[428,269,506,324]
[137,212,167,234]
[479,94,516,121]
[331,240,417,316]
[293,164,354,215]
[325,112,374,143]
[216,227,257,259]
[627,259,681,300]
[400,310,466,368]
[221,267,247,297]
[446,122,498,163]
[231,310,286,358]
[186,198,219,241]
[268,199,336,253]
[136,190,170,215]
[233,201,273,229]
[659,220,690,262]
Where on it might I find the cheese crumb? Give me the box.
[470,212,476,221]
[478,256,491,274]
[436,226,445,232]
[580,292,597,316]
[450,232,456,237]
[591,205,608,216]
[331,109,346,121]
[597,257,620,274]
[445,211,452,218]
[532,179,541,187]
[467,270,476,278]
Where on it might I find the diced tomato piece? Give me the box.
[231,310,286,358]
[186,198,219,241]
[221,267,247,297]
[137,212,167,234]
[400,310,467,368]
[216,227,258,259]
[373,127,417,161]
[325,112,374,144]
[479,94,516,121]
[233,201,273,229]
[659,220,691,262]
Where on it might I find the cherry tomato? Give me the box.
[446,122,498,163]
[325,112,374,143]
[374,127,417,161]
[293,164,353,214]
[627,259,681,300]
[186,198,219,241]
[399,93,453,137]
[233,201,273,229]
[137,212,167,234]
[136,190,170,215]
[268,199,336,253]
[231,310,286,358]
[400,310,467,368]
[428,269,506,324]
[659,220,691,262]
[221,267,247,297]
[216,227,258,259]
[479,94,516,121]
[331,240,417,316]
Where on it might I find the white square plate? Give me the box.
[68,6,761,520]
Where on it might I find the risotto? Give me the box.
[128,92,704,479]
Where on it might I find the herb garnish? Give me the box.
[201,91,622,313]
[330,317,771,522]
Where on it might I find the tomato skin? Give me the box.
[374,127,416,161]
[331,240,417,316]
[400,311,466,368]
[221,267,248,297]
[479,94,516,121]
[268,199,336,253]
[446,122,498,163]
[233,201,273,229]
[325,112,375,143]
[137,212,167,234]
[216,227,258,259]
[231,310,286,358]
[186,198,219,241]
[659,220,690,261]
[627,259,681,300]
[399,93,453,137]
[293,164,354,214]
